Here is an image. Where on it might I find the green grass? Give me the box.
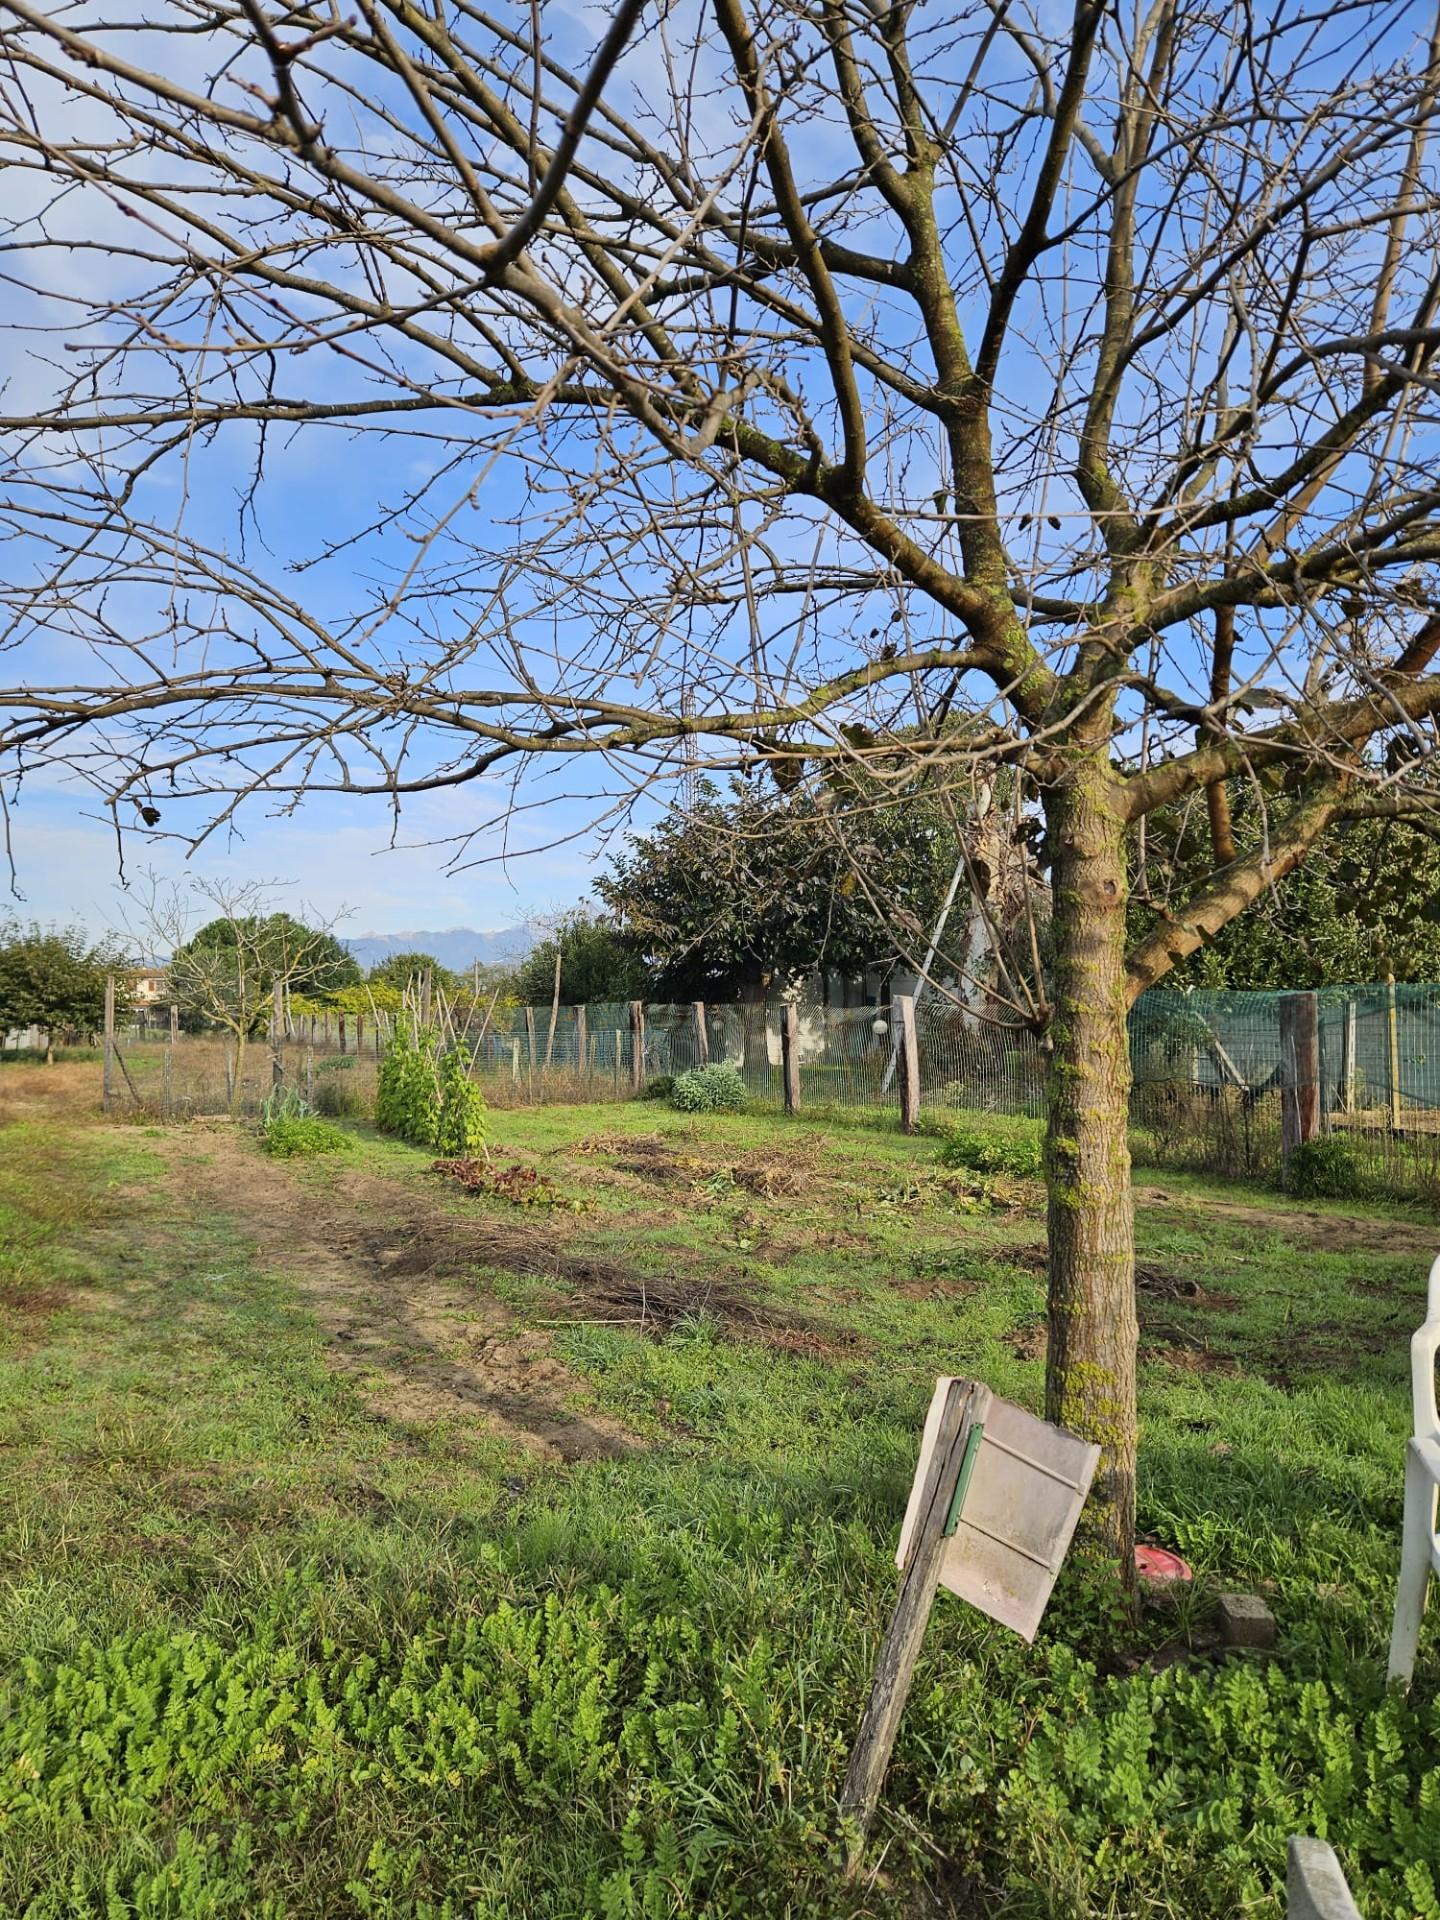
[0,1095,1437,1917]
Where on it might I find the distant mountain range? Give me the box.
[344,925,538,974]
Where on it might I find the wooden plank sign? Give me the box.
[896,1376,1099,1642]
[841,1375,1098,1868]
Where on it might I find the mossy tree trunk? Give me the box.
[1041,745,1138,1577]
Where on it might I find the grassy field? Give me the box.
[0,1062,1437,1918]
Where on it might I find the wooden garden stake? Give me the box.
[841,1380,989,1867]
[102,972,116,1113]
[692,1000,709,1065]
[163,1002,177,1119]
[782,1002,800,1113]
[272,978,286,1088]
[628,999,646,1092]
[1388,974,1403,1132]
[895,994,920,1133]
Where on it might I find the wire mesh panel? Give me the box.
[90,974,1440,1202]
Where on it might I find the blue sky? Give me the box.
[5,772,609,941]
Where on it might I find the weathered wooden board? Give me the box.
[896,1376,1099,1641]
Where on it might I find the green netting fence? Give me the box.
[100,980,1440,1202]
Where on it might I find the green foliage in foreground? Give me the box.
[669,1064,748,1114]
[0,1103,1437,1918]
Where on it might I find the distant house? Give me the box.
[132,966,169,1010]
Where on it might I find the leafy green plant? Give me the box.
[257,1113,353,1152]
[932,1112,1045,1178]
[376,1026,487,1152]
[669,1065,748,1114]
[1287,1134,1361,1199]
[375,1025,442,1145]
[434,1046,488,1157]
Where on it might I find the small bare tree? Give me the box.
[121,879,350,1113]
[4,0,1440,1564]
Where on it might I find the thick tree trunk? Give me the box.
[1042,753,1138,1579]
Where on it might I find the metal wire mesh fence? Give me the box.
[93,978,1440,1202]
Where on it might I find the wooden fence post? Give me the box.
[272,979,286,1089]
[895,994,920,1133]
[1387,974,1403,1132]
[338,1012,347,1056]
[524,1007,537,1095]
[629,1000,646,1093]
[355,1012,364,1057]
[782,1003,801,1114]
[576,1005,588,1083]
[1279,990,1319,1169]
[613,1028,623,1093]
[511,1037,521,1085]
[692,1000,709,1065]
[102,972,116,1114]
[163,1003,178,1119]
[1340,999,1357,1113]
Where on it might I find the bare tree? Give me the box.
[4,0,1440,1566]
[120,878,349,1113]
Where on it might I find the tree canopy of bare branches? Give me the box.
[3,0,1440,1564]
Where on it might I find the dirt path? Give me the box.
[154,1127,636,1463]
[1133,1182,1438,1252]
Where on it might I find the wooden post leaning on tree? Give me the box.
[781,1002,801,1114]
[840,1380,990,1867]
[895,994,920,1134]
[1279,991,1320,1171]
[102,971,116,1114]
[629,1000,646,1094]
[692,1000,709,1066]
[1388,975,1403,1132]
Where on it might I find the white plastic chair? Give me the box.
[1386,1252,1440,1683]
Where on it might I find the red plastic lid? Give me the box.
[1134,1544,1194,1583]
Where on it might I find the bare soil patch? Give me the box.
[152,1131,635,1463]
[573,1129,817,1198]
[148,1128,854,1450]
[1134,1184,1436,1253]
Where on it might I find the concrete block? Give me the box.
[1218,1592,1276,1648]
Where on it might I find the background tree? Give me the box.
[0,924,126,1064]
[511,914,647,1008]
[598,780,962,1003]
[1135,808,1440,991]
[367,952,457,996]
[5,0,1440,1568]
